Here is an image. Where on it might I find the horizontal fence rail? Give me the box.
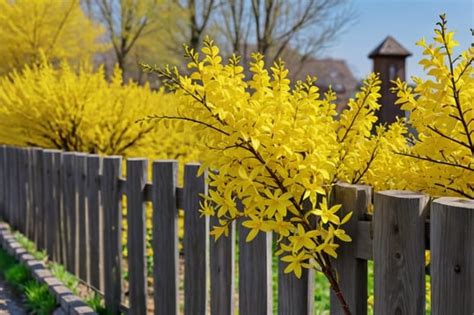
[0,145,472,315]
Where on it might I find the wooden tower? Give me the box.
[369,36,412,124]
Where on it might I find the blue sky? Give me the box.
[325,0,473,82]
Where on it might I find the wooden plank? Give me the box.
[431,197,474,314]
[35,148,46,251]
[278,260,314,315]
[373,190,428,314]
[51,151,63,263]
[26,148,35,241]
[126,158,148,315]
[330,183,370,315]
[62,152,77,273]
[152,160,179,315]
[10,147,19,230]
[0,146,5,220]
[4,147,13,225]
[16,148,28,234]
[102,156,123,314]
[76,154,89,282]
[354,221,372,260]
[42,150,55,259]
[239,220,272,315]
[210,216,235,315]
[87,154,103,291]
[183,163,209,315]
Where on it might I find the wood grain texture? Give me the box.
[10,147,19,230]
[431,197,474,315]
[76,154,89,282]
[51,151,63,263]
[238,221,272,315]
[278,261,314,315]
[102,156,123,314]
[26,148,35,242]
[86,154,103,291]
[42,151,55,260]
[4,147,12,225]
[62,152,77,274]
[126,158,148,315]
[354,221,372,260]
[210,216,235,315]
[16,148,28,234]
[374,190,428,315]
[33,148,45,250]
[152,160,179,315]
[330,183,370,315]
[183,163,209,315]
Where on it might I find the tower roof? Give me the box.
[368,36,412,58]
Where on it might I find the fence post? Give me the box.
[431,197,474,314]
[102,156,123,314]
[33,148,45,251]
[26,148,35,242]
[152,160,179,315]
[87,154,103,291]
[10,147,19,230]
[210,216,235,315]
[183,163,209,315]
[4,147,12,225]
[51,150,63,263]
[43,150,55,259]
[17,148,28,234]
[239,219,272,315]
[329,184,370,315]
[126,158,148,315]
[374,190,428,314]
[76,153,89,282]
[62,152,77,274]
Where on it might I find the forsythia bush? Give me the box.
[393,14,473,198]
[142,39,407,311]
[0,58,199,161]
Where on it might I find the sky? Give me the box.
[325,0,473,82]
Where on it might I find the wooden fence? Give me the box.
[0,145,472,315]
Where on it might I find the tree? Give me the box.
[84,0,184,80]
[215,0,354,67]
[0,0,104,75]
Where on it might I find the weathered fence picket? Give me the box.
[87,154,103,291]
[102,156,123,314]
[374,191,428,314]
[152,160,179,315]
[431,197,474,314]
[183,164,209,315]
[0,145,472,315]
[126,158,148,315]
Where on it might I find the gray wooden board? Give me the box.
[33,148,44,250]
[183,164,209,315]
[152,161,179,315]
[51,151,63,263]
[126,158,148,315]
[42,151,55,259]
[210,216,235,315]
[330,183,369,315]
[278,261,314,315]
[86,154,103,291]
[76,154,89,282]
[430,197,474,314]
[373,190,428,315]
[102,156,123,314]
[62,152,78,273]
[238,221,272,315]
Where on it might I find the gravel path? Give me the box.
[0,279,26,315]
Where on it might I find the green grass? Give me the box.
[0,247,57,314]
[24,281,57,315]
[12,230,110,314]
